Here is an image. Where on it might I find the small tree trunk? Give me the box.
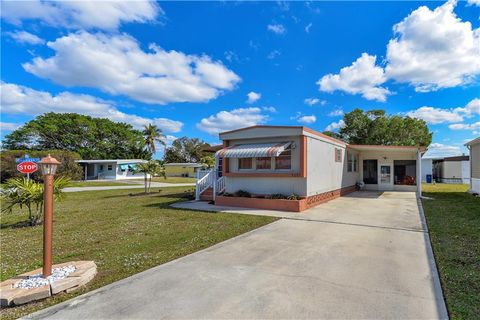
[144,173,148,194]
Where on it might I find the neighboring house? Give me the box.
[164,163,202,177]
[421,158,433,183]
[432,155,470,184]
[465,137,480,194]
[76,159,148,180]
[196,125,426,211]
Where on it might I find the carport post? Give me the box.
[417,151,422,196]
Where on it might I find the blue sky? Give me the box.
[1,0,479,159]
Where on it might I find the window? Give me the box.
[394,160,416,185]
[363,160,378,184]
[238,158,252,170]
[275,150,291,170]
[347,152,358,172]
[99,165,104,171]
[256,157,271,170]
[335,148,342,162]
[107,164,113,171]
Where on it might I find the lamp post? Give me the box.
[38,154,61,277]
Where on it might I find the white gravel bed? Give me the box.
[14,265,76,289]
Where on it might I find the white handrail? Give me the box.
[195,169,214,200]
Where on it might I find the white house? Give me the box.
[421,158,433,183]
[465,137,480,194]
[195,125,426,212]
[432,155,470,184]
[76,159,148,180]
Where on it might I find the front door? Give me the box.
[379,164,393,190]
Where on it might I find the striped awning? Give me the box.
[215,142,292,158]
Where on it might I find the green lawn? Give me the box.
[151,176,197,183]
[67,177,196,187]
[422,183,480,320]
[0,187,276,319]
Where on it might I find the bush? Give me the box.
[266,193,288,199]
[287,194,301,200]
[221,192,233,197]
[0,150,83,182]
[234,190,251,198]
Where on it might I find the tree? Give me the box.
[142,124,166,156]
[200,155,216,168]
[134,161,166,194]
[2,177,70,226]
[2,113,150,160]
[324,108,432,146]
[164,137,210,163]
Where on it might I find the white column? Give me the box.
[417,151,422,196]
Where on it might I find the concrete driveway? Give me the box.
[26,192,447,319]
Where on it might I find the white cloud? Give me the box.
[0,0,161,30]
[297,115,317,124]
[246,91,261,104]
[448,122,480,131]
[406,106,463,124]
[305,23,312,33]
[5,31,44,45]
[406,98,480,124]
[325,119,345,131]
[317,53,391,102]
[267,24,286,34]
[0,122,21,132]
[0,82,183,133]
[328,109,344,117]
[23,32,240,105]
[196,107,269,135]
[385,0,480,92]
[267,49,281,59]
[454,98,480,117]
[304,98,326,106]
[262,106,277,113]
[424,142,462,158]
[467,0,480,6]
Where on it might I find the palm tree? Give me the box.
[142,124,166,156]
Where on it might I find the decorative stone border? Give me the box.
[0,261,96,307]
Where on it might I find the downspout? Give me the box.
[466,144,472,192]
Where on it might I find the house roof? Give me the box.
[347,145,426,152]
[164,163,202,167]
[219,125,347,146]
[218,125,430,151]
[443,155,469,162]
[75,159,147,164]
[465,137,480,146]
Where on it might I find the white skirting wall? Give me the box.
[471,178,480,194]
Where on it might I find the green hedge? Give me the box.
[1,150,83,182]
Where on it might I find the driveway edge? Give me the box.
[416,195,449,320]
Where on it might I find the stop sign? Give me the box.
[17,161,38,174]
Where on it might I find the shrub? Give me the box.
[1,177,70,226]
[235,190,251,198]
[221,192,233,197]
[267,193,288,199]
[0,150,83,182]
[287,194,301,200]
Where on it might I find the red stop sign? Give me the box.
[17,161,38,174]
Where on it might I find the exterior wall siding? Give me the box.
[471,144,480,179]
[421,159,433,182]
[305,138,358,196]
